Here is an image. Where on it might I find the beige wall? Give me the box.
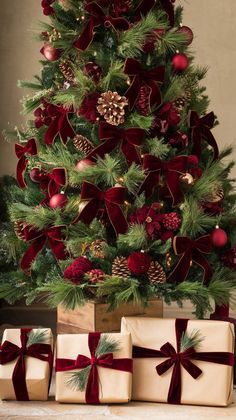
[0,0,236,176]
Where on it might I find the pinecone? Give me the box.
[174,90,191,112]
[59,60,75,82]
[14,221,25,241]
[73,134,93,154]
[112,256,130,279]
[90,240,107,259]
[87,269,105,284]
[148,261,166,284]
[136,85,151,116]
[97,91,128,126]
[206,186,224,203]
[162,212,181,231]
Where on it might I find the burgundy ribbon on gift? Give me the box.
[56,332,133,404]
[167,235,213,284]
[15,139,38,188]
[74,181,128,235]
[44,105,75,145]
[74,2,129,51]
[0,328,53,401]
[133,318,234,405]
[86,122,144,165]
[139,154,189,206]
[20,225,67,274]
[124,58,165,109]
[189,111,219,160]
[31,167,67,197]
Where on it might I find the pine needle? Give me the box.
[27,329,49,346]
[180,330,204,353]
[66,366,91,392]
[95,334,120,357]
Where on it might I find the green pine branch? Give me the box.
[117,224,148,252]
[27,329,49,346]
[180,330,204,352]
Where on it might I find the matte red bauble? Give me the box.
[41,43,61,61]
[127,252,151,275]
[172,53,189,72]
[211,227,228,248]
[76,159,95,171]
[178,26,194,45]
[49,193,68,209]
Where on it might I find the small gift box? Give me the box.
[0,328,53,401]
[121,317,234,406]
[55,332,133,403]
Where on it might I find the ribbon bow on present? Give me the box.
[20,225,68,274]
[86,122,145,165]
[44,105,75,146]
[0,328,53,401]
[30,168,67,197]
[139,154,190,206]
[74,181,128,235]
[189,111,219,160]
[133,319,234,405]
[15,139,38,188]
[124,58,165,109]
[167,235,213,284]
[56,332,133,404]
[74,1,129,51]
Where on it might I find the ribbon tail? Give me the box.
[48,237,67,261]
[86,138,118,161]
[59,113,75,144]
[192,249,213,285]
[165,170,183,207]
[45,117,59,146]
[125,76,141,109]
[167,361,181,404]
[201,126,219,160]
[16,156,28,188]
[147,80,162,108]
[74,19,95,51]
[12,356,29,401]
[160,0,175,27]
[167,250,192,284]
[105,202,128,235]
[139,172,160,198]
[85,365,100,404]
[121,141,141,166]
[20,236,46,274]
[74,199,100,225]
[191,127,202,158]
[136,0,155,16]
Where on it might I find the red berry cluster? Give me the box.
[41,0,55,15]
[64,257,93,284]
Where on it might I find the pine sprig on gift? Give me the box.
[95,335,120,357]
[180,330,204,353]
[27,329,49,346]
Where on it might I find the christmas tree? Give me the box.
[1,0,236,318]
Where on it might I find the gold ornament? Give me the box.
[73,134,93,154]
[112,256,130,279]
[59,60,75,83]
[97,91,128,126]
[148,261,166,284]
[14,221,25,241]
[90,240,107,259]
[180,172,194,185]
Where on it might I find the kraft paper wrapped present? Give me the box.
[0,328,53,401]
[55,332,133,403]
[121,317,234,407]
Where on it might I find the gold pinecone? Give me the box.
[14,221,25,241]
[59,60,75,82]
[97,91,128,126]
[112,256,130,279]
[58,0,71,11]
[174,90,191,112]
[148,261,166,284]
[206,186,224,203]
[73,134,93,154]
[90,240,107,259]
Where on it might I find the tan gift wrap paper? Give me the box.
[121,317,234,406]
[55,332,132,403]
[0,328,53,401]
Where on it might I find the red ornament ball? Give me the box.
[211,227,228,248]
[64,256,93,284]
[127,252,151,275]
[172,53,189,72]
[178,26,194,45]
[41,43,61,61]
[76,159,95,171]
[49,193,68,209]
[30,168,41,183]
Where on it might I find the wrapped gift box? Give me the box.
[121,317,234,407]
[0,328,53,401]
[55,332,132,403]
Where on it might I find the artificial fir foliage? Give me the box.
[0,0,236,317]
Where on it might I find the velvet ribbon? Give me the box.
[133,318,234,405]
[135,0,155,18]
[20,225,67,274]
[210,304,236,327]
[86,122,144,165]
[44,105,75,145]
[139,154,189,206]
[189,111,219,160]
[74,2,129,51]
[56,332,133,404]
[0,328,53,401]
[31,168,67,197]
[159,0,175,27]
[15,139,38,188]
[124,58,165,109]
[74,181,128,235]
[167,235,213,284]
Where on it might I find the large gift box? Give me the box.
[0,328,53,401]
[55,332,133,403]
[121,317,234,406]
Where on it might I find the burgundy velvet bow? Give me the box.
[44,105,75,145]
[15,139,38,188]
[159,0,175,27]
[139,154,189,206]
[74,181,128,235]
[0,328,53,401]
[31,168,67,197]
[56,332,133,404]
[167,235,213,284]
[20,225,67,274]
[86,122,144,165]
[189,111,219,160]
[135,0,155,17]
[133,318,234,405]
[124,58,165,109]
[74,1,129,51]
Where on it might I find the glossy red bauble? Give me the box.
[49,193,68,209]
[178,26,194,45]
[211,227,228,248]
[172,53,189,72]
[29,168,41,182]
[41,43,61,61]
[76,159,95,171]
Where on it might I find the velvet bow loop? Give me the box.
[189,111,219,160]
[135,0,155,18]
[15,139,38,188]
[44,105,75,145]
